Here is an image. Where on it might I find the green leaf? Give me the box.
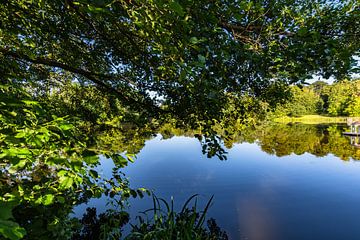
[9,111,17,117]
[21,100,39,106]
[57,170,68,177]
[169,1,184,16]
[83,153,99,165]
[59,124,73,131]
[35,196,43,205]
[59,176,74,189]
[136,189,144,198]
[0,202,15,220]
[130,189,137,198]
[190,37,199,44]
[0,219,26,240]
[126,153,136,163]
[42,194,55,206]
[9,160,27,172]
[14,132,26,138]
[112,154,128,167]
[198,54,206,64]
[87,5,106,13]
[89,169,99,178]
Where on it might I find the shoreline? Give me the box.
[273,115,360,124]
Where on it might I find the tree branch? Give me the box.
[219,21,295,37]
[0,47,162,114]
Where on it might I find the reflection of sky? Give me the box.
[75,135,360,240]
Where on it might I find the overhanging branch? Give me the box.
[0,47,162,114]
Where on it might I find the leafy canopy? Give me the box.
[0,1,359,238]
[1,0,359,122]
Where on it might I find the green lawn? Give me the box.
[273,115,360,124]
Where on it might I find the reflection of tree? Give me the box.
[244,123,360,160]
[157,121,360,161]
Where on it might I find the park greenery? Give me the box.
[1,0,360,239]
[271,79,360,118]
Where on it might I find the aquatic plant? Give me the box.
[126,194,228,240]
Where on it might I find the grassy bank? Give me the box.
[273,115,360,124]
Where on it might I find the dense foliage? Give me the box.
[272,79,360,117]
[0,83,151,239]
[1,0,360,239]
[1,0,359,123]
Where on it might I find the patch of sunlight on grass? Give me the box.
[273,115,360,124]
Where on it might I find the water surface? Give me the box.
[83,124,360,240]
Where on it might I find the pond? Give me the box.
[77,123,360,240]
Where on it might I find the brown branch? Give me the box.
[0,47,162,114]
[219,21,261,33]
[0,47,122,86]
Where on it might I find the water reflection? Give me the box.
[6,122,360,239]
[120,124,360,240]
[236,196,278,240]
[238,123,360,160]
[350,136,360,147]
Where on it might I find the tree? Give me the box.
[1,0,359,124]
[1,1,360,238]
[326,80,360,116]
[271,85,322,117]
[345,80,360,116]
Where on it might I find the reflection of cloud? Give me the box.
[236,196,279,240]
[235,175,285,240]
[194,170,215,182]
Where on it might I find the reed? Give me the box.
[125,194,228,240]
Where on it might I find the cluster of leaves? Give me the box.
[1,0,359,125]
[0,83,86,239]
[272,79,360,117]
[0,82,148,239]
[272,85,322,116]
[323,79,360,116]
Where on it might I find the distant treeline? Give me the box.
[273,79,360,117]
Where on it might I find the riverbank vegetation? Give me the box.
[271,79,360,122]
[1,0,359,239]
[273,115,360,124]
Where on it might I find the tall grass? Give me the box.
[125,194,228,240]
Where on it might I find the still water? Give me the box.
[79,124,360,240]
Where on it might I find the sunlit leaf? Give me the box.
[42,194,55,206]
[59,176,74,189]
